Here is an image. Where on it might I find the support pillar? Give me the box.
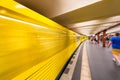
[102,30,106,47]
[97,33,100,44]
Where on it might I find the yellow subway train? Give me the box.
[0,0,87,80]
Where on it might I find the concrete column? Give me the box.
[102,30,106,47]
[97,33,100,44]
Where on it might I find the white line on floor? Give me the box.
[80,42,92,80]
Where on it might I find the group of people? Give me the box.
[89,33,120,66]
[89,36,98,44]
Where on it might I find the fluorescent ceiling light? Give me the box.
[77,0,102,8]
[71,20,99,27]
[55,0,102,17]
[102,23,118,27]
[74,28,91,36]
[107,25,120,33]
[69,15,120,29]
[0,15,48,29]
[106,15,120,22]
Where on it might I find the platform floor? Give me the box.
[60,41,120,80]
[87,41,120,80]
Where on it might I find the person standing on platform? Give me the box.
[108,33,120,66]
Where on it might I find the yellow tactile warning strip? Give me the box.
[60,43,83,80]
[80,42,92,80]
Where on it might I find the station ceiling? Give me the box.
[15,0,120,36]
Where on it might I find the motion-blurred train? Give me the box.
[0,0,87,80]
